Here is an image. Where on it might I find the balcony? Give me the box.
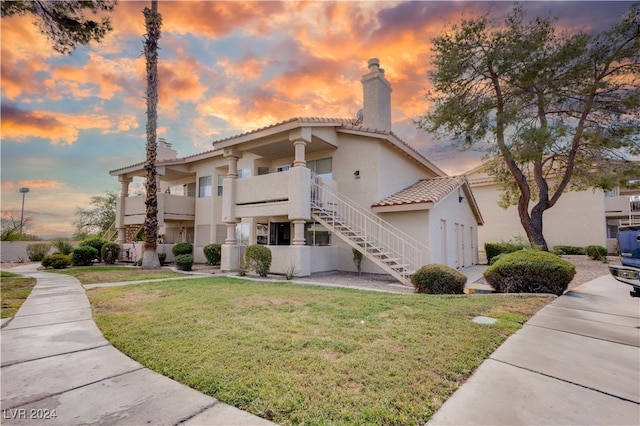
[120,193,195,225]
[231,168,311,219]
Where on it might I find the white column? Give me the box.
[292,219,306,246]
[292,139,307,168]
[116,177,132,246]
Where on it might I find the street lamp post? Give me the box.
[19,187,29,234]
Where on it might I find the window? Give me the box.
[305,222,331,246]
[238,168,251,179]
[217,175,225,196]
[258,167,270,175]
[605,188,618,197]
[235,222,250,246]
[276,165,290,172]
[309,157,332,179]
[198,176,212,197]
[185,182,196,197]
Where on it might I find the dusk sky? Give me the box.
[1,1,635,238]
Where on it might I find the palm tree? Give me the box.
[141,0,161,269]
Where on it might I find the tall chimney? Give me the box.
[361,58,392,131]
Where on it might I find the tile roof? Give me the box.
[372,176,467,208]
[212,117,358,145]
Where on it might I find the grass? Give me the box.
[1,271,37,318]
[88,276,551,425]
[52,266,181,284]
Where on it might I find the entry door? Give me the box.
[269,222,291,245]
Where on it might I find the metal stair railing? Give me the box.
[311,179,430,282]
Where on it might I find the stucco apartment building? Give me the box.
[110,58,483,284]
[466,164,640,259]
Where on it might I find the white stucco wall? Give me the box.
[472,183,606,256]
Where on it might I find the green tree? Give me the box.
[141,0,161,269]
[73,192,116,238]
[1,0,118,55]
[418,4,640,251]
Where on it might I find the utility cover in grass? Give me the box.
[472,316,497,324]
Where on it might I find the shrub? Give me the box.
[484,250,575,296]
[101,243,120,265]
[175,254,193,271]
[172,242,193,256]
[411,264,467,294]
[489,253,508,265]
[584,245,608,261]
[79,237,108,261]
[552,245,585,255]
[484,242,530,262]
[72,246,99,266]
[51,238,74,255]
[42,253,71,269]
[158,252,167,266]
[203,244,221,266]
[245,244,272,277]
[26,243,50,261]
[352,248,363,275]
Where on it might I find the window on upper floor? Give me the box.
[309,157,332,179]
[605,188,618,197]
[276,165,290,172]
[198,176,212,197]
[238,168,251,179]
[184,182,196,197]
[217,174,225,196]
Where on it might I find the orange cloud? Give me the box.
[1,104,138,145]
[1,180,65,193]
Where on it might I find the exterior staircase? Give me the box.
[311,179,430,285]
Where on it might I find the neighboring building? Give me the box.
[110,58,483,284]
[466,163,640,258]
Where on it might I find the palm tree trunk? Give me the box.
[141,0,161,269]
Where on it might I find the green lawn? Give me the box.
[1,271,37,318]
[88,277,551,425]
[52,266,181,284]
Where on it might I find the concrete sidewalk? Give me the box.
[428,274,640,425]
[1,263,273,426]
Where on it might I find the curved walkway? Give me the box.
[0,263,273,426]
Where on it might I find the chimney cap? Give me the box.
[368,58,380,70]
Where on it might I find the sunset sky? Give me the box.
[1,1,635,238]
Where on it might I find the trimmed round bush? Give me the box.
[101,242,120,265]
[172,242,193,256]
[411,264,467,294]
[27,243,50,261]
[175,254,193,271]
[42,253,71,269]
[79,237,108,261]
[203,244,222,266]
[484,250,575,296]
[245,244,272,277]
[158,252,167,266]
[72,246,99,266]
[584,245,607,261]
